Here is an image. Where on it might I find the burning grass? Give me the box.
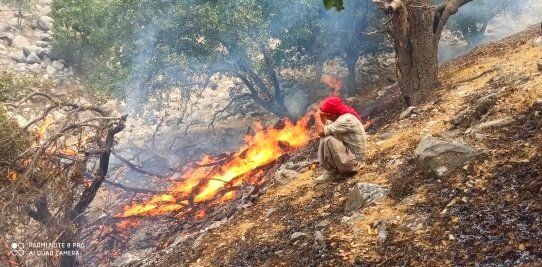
[118,115,314,222]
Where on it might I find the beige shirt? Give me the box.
[324,113,367,160]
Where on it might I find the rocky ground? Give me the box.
[128,25,542,267]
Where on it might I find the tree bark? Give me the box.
[372,0,474,105]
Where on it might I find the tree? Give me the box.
[325,0,477,105]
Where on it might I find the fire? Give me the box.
[34,116,53,140]
[119,115,313,220]
[321,75,343,96]
[7,171,17,182]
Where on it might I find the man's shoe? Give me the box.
[314,171,339,184]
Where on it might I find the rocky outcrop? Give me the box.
[414,136,477,177]
[344,183,389,213]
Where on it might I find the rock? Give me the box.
[534,36,542,47]
[112,252,140,267]
[22,45,38,57]
[52,61,64,70]
[467,117,515,134]
[274,168,298,185]
[11,35,30,48]
[290,232,306,240]
[35,41,49,48]
[0,23,9,32]
[37,16,54,32]
[344,183,389,213]
[400,106,416,119]
[451,109,475,128]
[314,231,325,243]
[474,93,499,117]
[10,51,26,63]
[414,136,477,177]
[0,43,7,51]
[374,221,389,244]
[315,219,330,228]
[26,52,41,64]
[46,65,56,75]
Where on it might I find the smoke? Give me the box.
[439,0,541,62]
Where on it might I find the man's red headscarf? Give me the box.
[319,97,362,122]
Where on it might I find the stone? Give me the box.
[23,45,38,57]
[467,117,515,134]
[344,183,389,213]
[0,23,9,32]
[26,52,41,64]
[52,61,64,70]
[35,41,49,48]
[112,252,140,267]
[11,35,30,48]
[10,51,26,63]
[0,43,7,51]
[534,36,542,47]
[400,106,416,119]
[37,16,54,32]
[314,231,325,242]
[414,136,477,177]
[474,93,499,117]
[315,219,330,228]
[46,65,56,75]
[451,109,475,128]
[290,232,306,240]
[274,168,298,185]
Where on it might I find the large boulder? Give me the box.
[11,35,30,48]
[37,16,54,32]
[10,51,26,63]
[26,52,41,64]
[344,183,389,213]
[414,136,477,177]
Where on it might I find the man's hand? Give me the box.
[314,109,326,137]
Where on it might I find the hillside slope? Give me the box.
[145,25,542,267]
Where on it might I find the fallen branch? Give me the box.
[104,180,167,194]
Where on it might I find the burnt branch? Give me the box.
[208,93,251,132]
[67,115,127,222]
[111,150,167,179]
[104,180,166,194]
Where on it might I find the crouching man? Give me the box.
[313,97,366,183]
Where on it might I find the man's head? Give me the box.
[319,97,362,122]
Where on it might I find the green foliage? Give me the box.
[0,71,39,101]
[323,0,344,11]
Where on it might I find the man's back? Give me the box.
[324,113,367,160]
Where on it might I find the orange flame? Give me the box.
[34,116,53,140]
[119,115,313,220]
[7,171,17,182]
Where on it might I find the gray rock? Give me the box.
[112,252,140,267]
[10,51,26,63]
[474,93,499,118]
[23,45,38,57]
[414,136,477,177]
[400,106,416,119]
[290,232,306,240]
[52,61,64,70]
[37,16,54,32]
[451,109,475,128]
[35,41,49,48]
[467,117,515,134]
[314,231,325,242]
[0,43,7,51]
[11,35,30,48]
[344,183,389,213]
[534,36,542,47]
[315,219,330,228]
[46,65,56,75]
[274,168,298,185]
[0,23,9,32]
[26,52,41,64]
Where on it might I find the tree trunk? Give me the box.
[345,57,357,97]
[372,0,474,106]
[390,3,438,106]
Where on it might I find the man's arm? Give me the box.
[314,109,326,137]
